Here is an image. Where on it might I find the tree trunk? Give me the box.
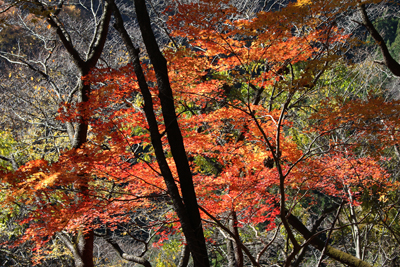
[42,1,112,265]
[229,210,243,267]
[132,0,210,266]
[107,0,209,265]
[227,237,237,267]
[348,189,362,260]
[75,231,94,267]
[57,231,94,267]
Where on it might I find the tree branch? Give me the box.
[198,205,260,267]
[358,3,400,76]
[103,235,152,267]
[0,154,19,171]
[286,211,372,267]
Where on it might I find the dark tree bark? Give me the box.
[358,3,400,77]
[57,232,94,267]
[43,0,112,149]
[107,0,209,266]
[133,0,209,265]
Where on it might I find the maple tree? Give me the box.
[0,0,113,265]
[1,0,400,266]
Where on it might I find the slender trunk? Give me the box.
[105,2,202,264]
[227,238,237,267]
[348,189,362,259]
[229,210,243,267]
[132,0,210,266]
[43,1,112,265]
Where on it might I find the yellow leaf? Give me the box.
[47,24,51,29]
[379,194,388,203]
[296,0,311,6]
[8,73,11,78]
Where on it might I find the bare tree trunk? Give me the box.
[57,232,94,267]
[107,0,210,265]
[229,210,243,267]
[0,155,19,171]
[348,189,362,260]
[227,237,237,267]
[133,0,210,266]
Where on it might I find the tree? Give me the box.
[1,0,399,266]
[1,0,113,265]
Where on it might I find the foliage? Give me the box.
[1,0,400,266]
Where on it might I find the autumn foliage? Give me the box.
[1,0,399,266]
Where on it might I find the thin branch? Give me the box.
[199,205,260,267]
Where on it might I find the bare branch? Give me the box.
[358,3,400,76]
[103,235,152,267]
